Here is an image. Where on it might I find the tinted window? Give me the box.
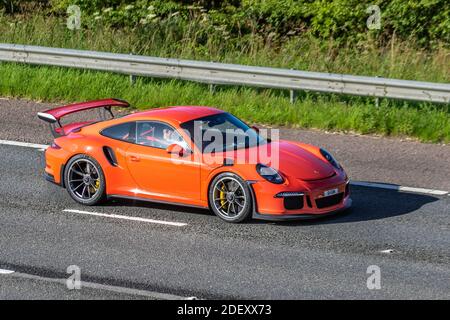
[180,113,266,153]
[136,121,187,150]
[101,122,136,143]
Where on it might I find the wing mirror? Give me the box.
[166,144,188,157]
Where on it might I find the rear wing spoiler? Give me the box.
[37,98,129,124]
[37,98,130,137]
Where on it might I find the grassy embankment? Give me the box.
[0,15,448,143]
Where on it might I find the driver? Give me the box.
[162,127,188,149]
[163,128,175,143]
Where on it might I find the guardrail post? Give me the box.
[130,74,136,86]
[375,76,380,107]
[129,53,136,85]
[290,90,297,104]
[209,84,216,94]
[289,68,298,103]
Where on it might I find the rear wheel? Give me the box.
[64,155,106,206]
[209,173,252,223]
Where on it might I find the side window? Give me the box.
[101,122,136,143]
[136,121,187,149]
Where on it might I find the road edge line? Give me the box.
[0,139,48,150]
[2,271,191,300]
[350,181,448,196]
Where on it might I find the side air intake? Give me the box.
[103,146,118,167]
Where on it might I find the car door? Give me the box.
[99,121,139,195]
[125,121,201,202]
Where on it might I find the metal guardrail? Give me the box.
[0,43,449,104]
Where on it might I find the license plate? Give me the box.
[323,188,338,197]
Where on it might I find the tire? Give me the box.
[64,154,106,206]
[208,172,252,223]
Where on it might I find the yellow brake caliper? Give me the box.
[220,183,227,210]
[90,179,100,194]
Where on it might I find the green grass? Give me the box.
[1,62,449,143]
[0,14,449,83]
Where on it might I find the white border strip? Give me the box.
[63,209,187,227]
[0,139,48,150]
[350,181,448,196]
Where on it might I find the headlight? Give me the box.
[256,164,284,184]
[320,148,341,169]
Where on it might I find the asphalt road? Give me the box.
[0,98,449,299]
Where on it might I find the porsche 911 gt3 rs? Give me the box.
[38,98,351,223]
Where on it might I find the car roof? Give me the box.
[122,106,224,124]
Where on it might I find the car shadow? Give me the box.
[272,184,441,226]
[97,183,441,225]
[101,197,212,216]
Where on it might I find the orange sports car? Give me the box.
[38,98,351,223]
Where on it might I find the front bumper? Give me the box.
[252,195,352,221]
[247,173,352,221]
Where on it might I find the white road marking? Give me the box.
[63,209,187,227]
[0,269,15,274]
[350,181,448,196]
[1,271,191,300]
[0,139,48,150]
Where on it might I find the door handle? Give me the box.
[129,155,140,162]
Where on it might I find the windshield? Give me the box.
[180,112,267,153]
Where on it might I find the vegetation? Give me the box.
[0,1,448,142]
[3,1,449,47]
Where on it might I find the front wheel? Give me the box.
[208,173,252,223]
[64,155,106,206]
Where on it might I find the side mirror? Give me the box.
[251,125,260,133]
[166,143,186,157]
